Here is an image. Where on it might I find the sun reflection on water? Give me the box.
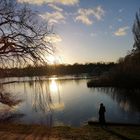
[49,79,58,93]
[48,78,65,111]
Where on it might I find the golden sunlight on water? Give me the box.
[49,79,58,93]
[49,78,65,110]
[50,102,64,111]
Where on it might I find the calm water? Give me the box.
[1,76,140,126]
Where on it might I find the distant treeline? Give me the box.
[0,62,115,77]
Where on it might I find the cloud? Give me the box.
[17,0,47,5]
[109,25,113,29]
[114,26,129,36]
[48,3,63,11]
[39,11,65,24]
[119,9,124,13]
[92,6,105,20]
[17,0,79,5]
[75,14,92,25]
[117,18,123,22]
[75,6,105,25]
[45,34,62,43]
[54,0,79,5]
[90,32,97,37]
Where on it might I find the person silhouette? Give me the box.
[99,103,106,127]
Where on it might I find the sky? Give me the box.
[17,0,140,64]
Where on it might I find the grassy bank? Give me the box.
[0,123,140,140]
[87,76,140,88]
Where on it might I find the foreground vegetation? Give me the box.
[0,123,139,140]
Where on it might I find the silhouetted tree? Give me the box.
[133,10,140,53]
[0,0,53,68]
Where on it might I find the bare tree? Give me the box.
[133,10,140,53]
[0,0,54,68]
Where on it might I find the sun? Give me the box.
[47,55,56,64]
[47,55,63,64]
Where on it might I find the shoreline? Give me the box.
[87,79,140,89]
[0,122,140,140]
[88,121,140,126]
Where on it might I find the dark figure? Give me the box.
[99,103,106,127]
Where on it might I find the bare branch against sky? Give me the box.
[0,0,54,68]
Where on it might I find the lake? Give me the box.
[1,76,140,126]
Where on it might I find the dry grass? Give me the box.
[0,123,139,140]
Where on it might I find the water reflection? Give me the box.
[0,86,24,122]
[50,79,58,93]
[49,79,64,111]
[25,78,64,126]
[2,77,140,126]
[25,79,63,126]
[96,88,140,112]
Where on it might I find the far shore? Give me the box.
[87,78,140,89]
